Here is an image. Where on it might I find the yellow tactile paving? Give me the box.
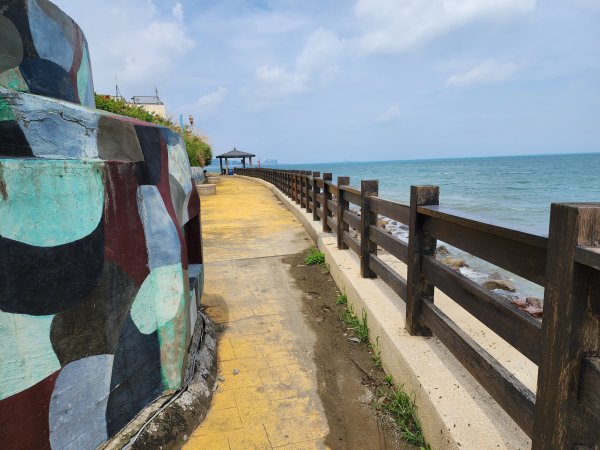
[185,177,331,450]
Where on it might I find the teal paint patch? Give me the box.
[76,46,94,108]
[158,289,187,391]
[130,264,186,335]
[0,67,30,93]
[0,159,104,247]
[0,310,60,400]
[0,97,16,122]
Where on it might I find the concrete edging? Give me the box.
[237,175,531,450]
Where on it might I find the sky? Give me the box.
[55,0,600,163]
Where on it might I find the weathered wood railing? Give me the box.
[236,167,600,449]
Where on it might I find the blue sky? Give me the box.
[56,0,600,163]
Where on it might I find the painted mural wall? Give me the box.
[0,1,205,448]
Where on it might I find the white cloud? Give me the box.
[446,59,521,86]
[375,104,401,123]
[196,87,228,113]
[251,28,345,102]
[355,0,536,54]
[172,2,184,23]
[54,0,195,93]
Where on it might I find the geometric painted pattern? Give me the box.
[0,1,204,449]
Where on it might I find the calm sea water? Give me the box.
[275,153,600,234]
[211,153,600,296]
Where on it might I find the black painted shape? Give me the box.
[19,58,77,104]
[1,0,39,61]
[134,125,162,185]
[0,219,104,315]
[50,261,139,366]
[106,315,162,436]
[0,121,34,157]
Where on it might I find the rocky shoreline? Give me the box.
[351,214,544,319]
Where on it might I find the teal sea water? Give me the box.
[211,153,600,297]
[276,153,600,234]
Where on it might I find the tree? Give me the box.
[94,94,213,166]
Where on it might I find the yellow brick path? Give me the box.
[185,177,331,450]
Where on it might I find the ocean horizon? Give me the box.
[212,152,600,298]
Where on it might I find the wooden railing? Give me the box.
[236,167,600,449]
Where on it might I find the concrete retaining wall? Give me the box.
[0,2,205,449]
[239,175,533,450]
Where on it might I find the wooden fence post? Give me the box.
[306,171,312,213]
[303,171,310,210]
[294,171,300,204]
[360,180,379,278]
[532,203,600,449]
[312,172,320,221]
[406,185,439,336]
[337,177,350,250]
[322,173,332,232]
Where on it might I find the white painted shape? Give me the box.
[167,138,193,196]
[137,185,181,268]
[49,355,114,450]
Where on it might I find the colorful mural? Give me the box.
[0,1,205,449]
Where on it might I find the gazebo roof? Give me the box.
[216,148,255,159]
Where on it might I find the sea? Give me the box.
[209,153,600,298]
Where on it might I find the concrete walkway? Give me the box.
[185,177,329,450]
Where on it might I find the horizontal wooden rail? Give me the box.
[343,210,361,230]
[422,256,542,364]
[339,185,361,205]
[575,246,600,270]
[326,216,337,231]
[327,200,337,213]
[421,301,536,437]
[369,226,408,264]
[420,206,547,286]
[343,231,360,255]
[370,197,410,225]
[369,255,408,300]
[324,181,338,195]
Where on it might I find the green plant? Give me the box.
[305,247,325,265]
[383,374,393,386]
[340,305,369,343]
[370,336,382,369]
[94,94,213,166]
[374,385,428,447]
[336,293,348,305]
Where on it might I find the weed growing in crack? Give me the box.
[374,384,429,448]
[369,336,382,369]
[305,247,325,265]
[383,374,393,386]
[340,305,369,343]
[336,293,348,305]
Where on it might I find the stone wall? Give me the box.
[0,1,204,448]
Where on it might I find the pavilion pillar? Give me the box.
[226,158,229,175]
[243,158,246,168]
[219,158,223,174]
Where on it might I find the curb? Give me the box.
[102,313,218,450]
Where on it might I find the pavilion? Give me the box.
[215,148,256,174]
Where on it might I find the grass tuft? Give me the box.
[305,247,325,265]
[369,336,382,369]
[336,293,348,305]
[374,385,429,448]
[340,305,369,343]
